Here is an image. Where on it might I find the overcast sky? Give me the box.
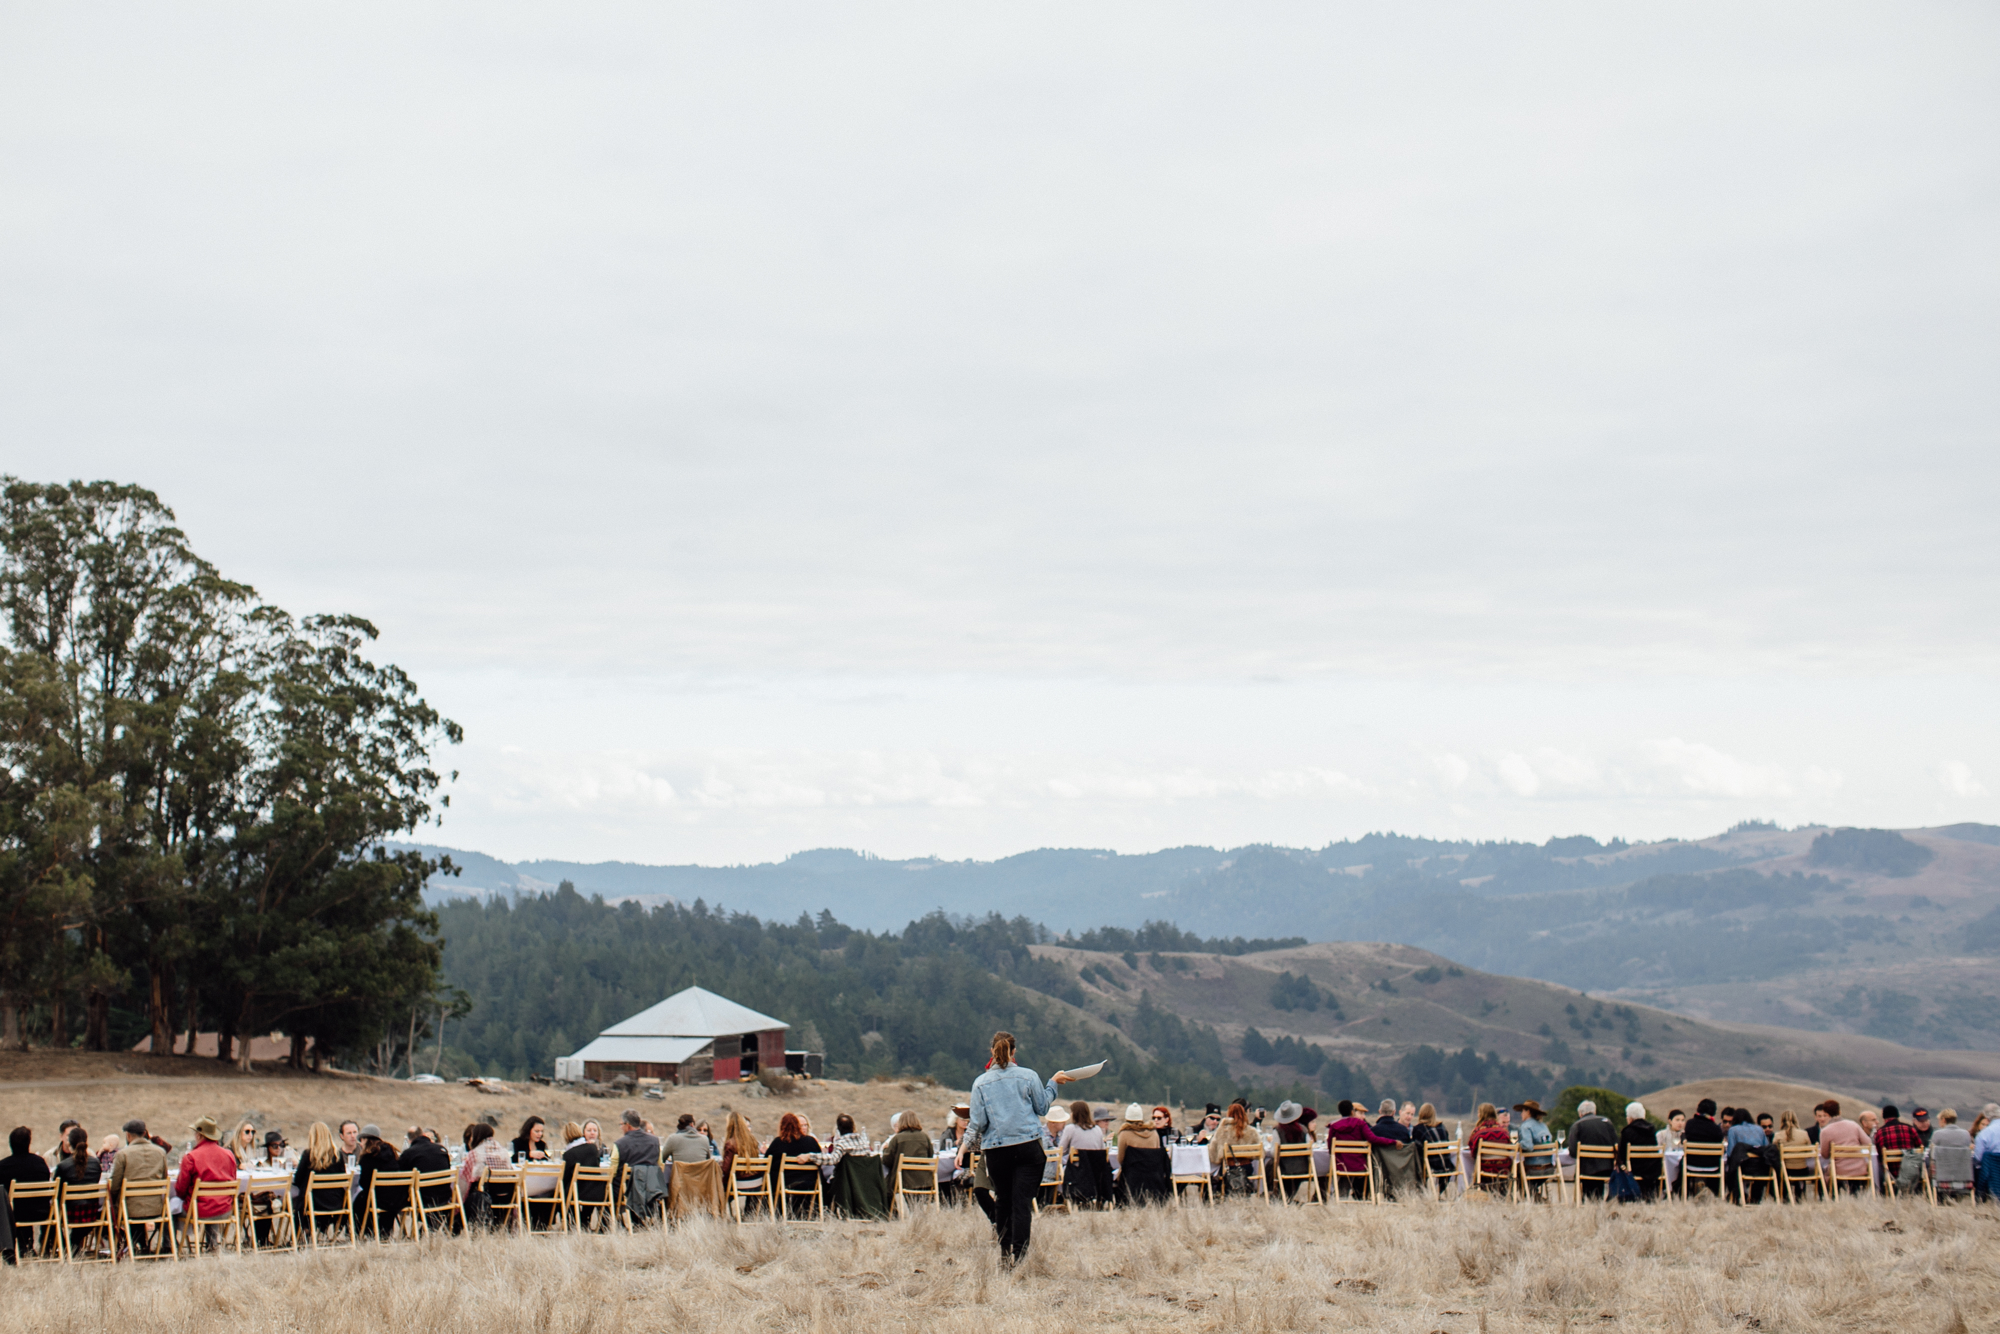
[5,4,1996,863]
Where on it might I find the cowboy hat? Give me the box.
[951,1104,971,1119]
[1512,1100,1545,1118]
[1046,1105,1071,1125]
[1275,1100,1304,1125]
[189,1115,219,1140]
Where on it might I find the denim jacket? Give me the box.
[968,1063,1060,1151]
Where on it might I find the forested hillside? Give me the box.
[412,821,2000,1050]
[437,885,1303,1107]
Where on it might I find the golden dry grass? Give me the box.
[2,1193,1992,1334]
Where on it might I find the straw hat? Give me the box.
[1046,1105,1071,1125]
[1512,1100,1545,1118]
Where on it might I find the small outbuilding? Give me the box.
[557,986,788,1086]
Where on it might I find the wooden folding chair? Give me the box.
[1877,1147,1922,1199]
[117,1181,178,1261]
[1328,1141,1377,1203]
[1273,1143,1321,1204]
[565,1165,619,1233]
[1734,1151,1779,1205]
[1677,1147,1724,1200]
[891,1157,939,1216]
[58,1180,116,1262]
[1036,1148,1063,1212]
[1622,1144,1665,1199]
[1572,1145,1618,1204]
[1775,1147,1820,1201]
[181,1180,243,1254]
[1422,1139,1464,1198]
[1823,1145,1874,1197]
[241,1177,296,1253]
[1473,1139,1515,1199]
[361,1170,421,1241]
[519,1164,567,1234]
[303,1171,357,1247]
[1170,1152,1213,1206]
[727,1155,774,1221]
[777,1155,824,1220]
[8,1181,62,1261]
[482,1166,525,1232]
[413,1168,466,1236]
[1518,1141,1560,1200]
[1221,1143,1268,1200]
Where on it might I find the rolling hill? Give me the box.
[404,820,2000,1055]
[1034,938,2000,1115]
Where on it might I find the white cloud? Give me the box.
[1940,760,1988,798]
[1495,754,1542,797]
[1633,738,1795,799]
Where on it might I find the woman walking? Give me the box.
[966,1031,1073,1269]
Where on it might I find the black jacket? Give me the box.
[398,1138,452,1207]
[562,1140,606,1192]
[1373,1115,1412,1143]
[0,1152,52,1224]
[1566,1114,1619,1154]
[1682,1115,1725,1168]
[353,1142,401,1218]
[1616,1121,1661,1177]
[293,1155,348,1216]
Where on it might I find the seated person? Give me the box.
[1372,1099,1411,1143]
[1276,1102,1319,1145]
[1465,1104,1513,1192]
[0,1124,53,1256]
[1057,1100,1112,1205]
[881,1113,936,1194]
[1192,1104,1223,1145]
[1815,1101,1872,1194]
[1616,1103,1663,1195]
[661,1114,713,1164]
[395,1127,452,1228]
[106,1119,168,1251]
[1681,1100,1727,1194]
[293,1122,352,1237]
[350,1125,403,1232]
[819,1114,870,1166]
[1566,1099,1620,1197]
[766,1113,824,1214]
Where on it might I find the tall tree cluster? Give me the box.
[0,478,460,1070]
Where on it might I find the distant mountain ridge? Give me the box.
[394,820,2000,1052]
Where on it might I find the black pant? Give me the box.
[984,1140,1044,1265]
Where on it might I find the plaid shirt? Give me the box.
[1874,1121,1923,1155]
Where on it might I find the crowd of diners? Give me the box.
[4,1073,1995,1264]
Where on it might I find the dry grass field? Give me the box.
[2,1192,1992,1334]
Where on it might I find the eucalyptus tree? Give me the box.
[0,477,460,1062]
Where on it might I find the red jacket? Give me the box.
[175,1139,239,1218]
[1323,1116,1397,1173]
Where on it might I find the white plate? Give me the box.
[1057,1061,1106,1080]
